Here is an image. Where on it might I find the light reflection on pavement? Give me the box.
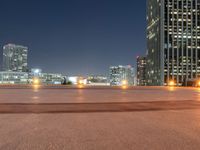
[0,86,200,103]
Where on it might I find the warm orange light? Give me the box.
[33,84,40,92]
[78,80,84,85]
[168,80,175,86]
[168,86,175,92]
[197,81,200,87]
[122,85,128,90]
[33,78,40,85]
[121,80,128,86]
[78,84,84,89]
[121,80,128,90]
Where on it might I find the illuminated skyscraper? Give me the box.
[3,44,28,72]
[146,0,200,86]
[137,56,147,86]
[109,65,134,86]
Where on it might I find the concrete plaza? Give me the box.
[0,86,200,150]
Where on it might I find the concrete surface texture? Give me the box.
[0,86,200,150]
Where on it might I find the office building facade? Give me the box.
[0,70,65,85]
[0,71,28,84]
[3,44,28,72]
[87,75,109,86]
[29,69,65,85]
[146,0,200,86]
[137,56,147,86]
[109,65,134,86]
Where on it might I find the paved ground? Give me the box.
[0,86,200,150]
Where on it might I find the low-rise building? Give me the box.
[29,69,65,85]
[0,71,29,84]
[87,75,109,86]
[68,76,87,85]
[0,70,65,85]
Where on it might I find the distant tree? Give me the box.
[66,81,72,85]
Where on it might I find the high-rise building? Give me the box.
[137,56,147,86]
[109,65,134,86]
[3,44,28,72]
[146,0,200,86]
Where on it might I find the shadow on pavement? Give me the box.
[0,100,199,114]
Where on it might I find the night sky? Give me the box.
[0,0,146,76]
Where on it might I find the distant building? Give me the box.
[3,44,28,72]
[31,68,42,77]
[0,69,65,85]
[87,75,109,86]
[30,69,65,85]
[146,0,200,86]
[109,65,134,86]
[137,56,147,86]
[38,73,64,85]
[0,71,28,84]
[68,76,87,85]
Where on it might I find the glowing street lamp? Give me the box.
[33,78,40,85]
[168,80,175,86]
[197,80,200,87]
[121,80,128,86]
[78,79,84,85]
[77,79,85,89]
[121,80,128,89]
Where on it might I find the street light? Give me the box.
[78,79,84,85]
[168,80,175,86]
[121,80,128,89]
[121,80,127,86]
[33,78,40,85]
[78,79,86,89]
[196,80,200,87]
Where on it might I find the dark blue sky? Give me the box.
[0,0,146,76]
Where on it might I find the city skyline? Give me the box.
[0,0,146,76]
[1,1,200,149]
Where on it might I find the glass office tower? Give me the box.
[146,0,200,86]
[137,56,147,86]
[3,44,28,72]
[109,65,134,86]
